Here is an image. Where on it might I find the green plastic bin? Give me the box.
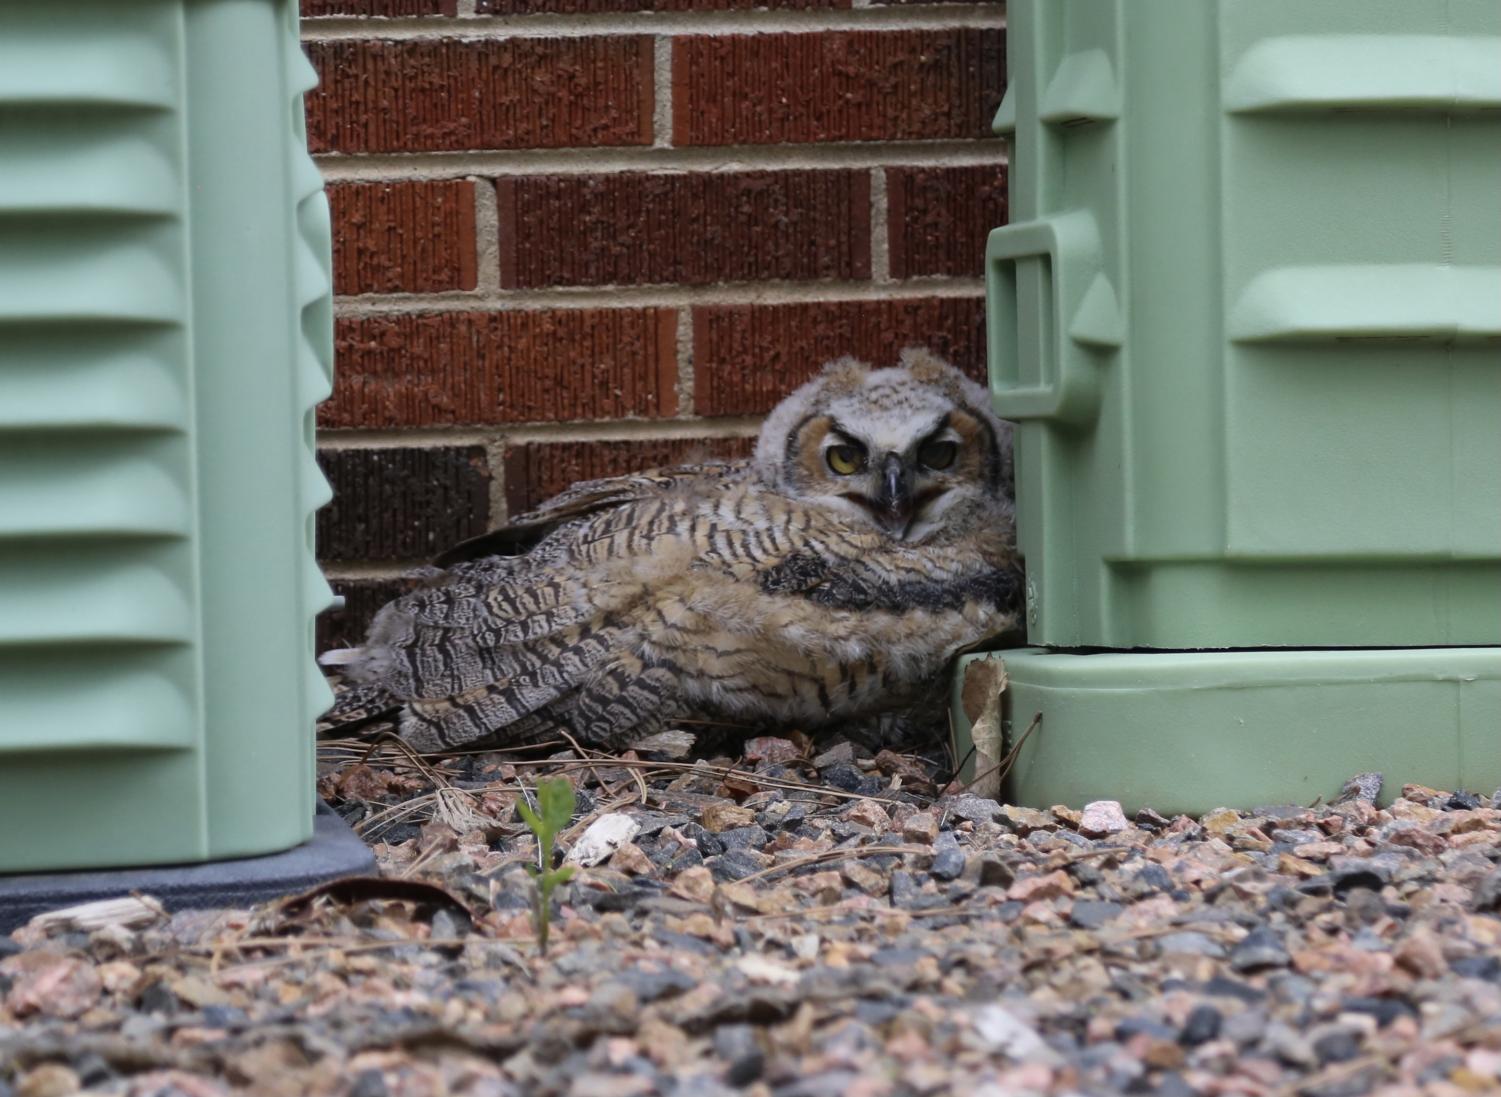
[955,0,1501,810]
[0,0,335,872]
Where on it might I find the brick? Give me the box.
[302,0,455,15]
[317,446,491,561]
[693,297,986,416]
[319,577,420,652]
[305,37,653,154]
[674,29,1004,145]
[328,180,477,296]
[887,164,1007,279]
[503,436,757,515]
[480,0,838,9]
[322,309,679,428]
[497,171,871,288]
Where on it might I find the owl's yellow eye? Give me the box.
[825,443,864,475]
[918,440,958,470]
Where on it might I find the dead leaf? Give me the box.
[959,655,1008,799]
[274,876,475,923]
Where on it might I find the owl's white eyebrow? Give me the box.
[916,416,959,445]
[823,420,864,448]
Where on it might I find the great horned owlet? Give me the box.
[329,348,1020,752]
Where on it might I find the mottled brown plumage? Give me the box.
[332,349,1020,751]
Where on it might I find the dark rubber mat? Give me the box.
[0,802,375,934]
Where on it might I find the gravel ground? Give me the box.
[2,729,1499,1097]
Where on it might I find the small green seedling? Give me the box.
[516,776,577,954]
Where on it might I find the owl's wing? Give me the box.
[349,478,722,752]
[431,460,750,566]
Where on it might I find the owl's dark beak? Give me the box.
[876,453,913,532]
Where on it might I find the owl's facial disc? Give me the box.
[812,418,962,540]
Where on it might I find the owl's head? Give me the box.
[753,348,1014,543]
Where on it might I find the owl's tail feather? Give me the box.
[317,680,402,739]
[390,638,683,753]
[568,658,683,749]
[365,596,659,752]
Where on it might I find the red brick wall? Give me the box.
[305,0,1007,649]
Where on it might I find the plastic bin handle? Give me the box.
[985,212,1116,426]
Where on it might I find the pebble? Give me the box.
[1135,807,1172,830]
[1229,927,1290,972]
[1339,772,1384,803]
[811,741,855,769]
[841,862,887,896]
[1328,856,1393,893]
[713,1023,764,1085]
[758,801,807,832]
[1200,807,1240,835]
[844,799,891,833]
[1312,1028,1362,1065]
[1157,932,1226,958]
[1,951,102,1019]
[706,849,768,881]
[1220,1007,1268,1046]
[825,765,884,796]
[995,803,1052,833]
[669,866,716,903]
[901,812,940,844]
[973,854,1015,889]
[1126,863,1176,898]
[609,842,656,876]
[700,803,756,833]
[1340,995,1416,1027]
[743,737,802,764]
[1116,1017,1178,1042]
[1445,790,1482,811]
[15,1065,82,1097]
[1472,868,1501,911]
[1069,900,1124,930]
[942,794,1004,826]
[1007,870,1074,902]
[1179,1004,1222,1045]
[1263,1022,1317,1068]
[1078,800,1129,838]
[888,872,930,910]
[716,825,768,851]
[928,848,965,882]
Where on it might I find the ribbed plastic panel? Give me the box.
[0,0,334,872]
[987,0,1501,649]
[0,3,195,761]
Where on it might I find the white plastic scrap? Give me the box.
[563,813,642,867]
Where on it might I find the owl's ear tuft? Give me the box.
[896,345,956,385]
[817,355,871,394]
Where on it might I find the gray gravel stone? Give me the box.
[928,848,965,881]
[1156,932,1226,958]
[939,794,1002,825]
[1069,900,1123,930]
[1229,926,1290,972]
[716,826,769,851]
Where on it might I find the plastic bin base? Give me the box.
[950,647,1501,816]
[0,802,374,934]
